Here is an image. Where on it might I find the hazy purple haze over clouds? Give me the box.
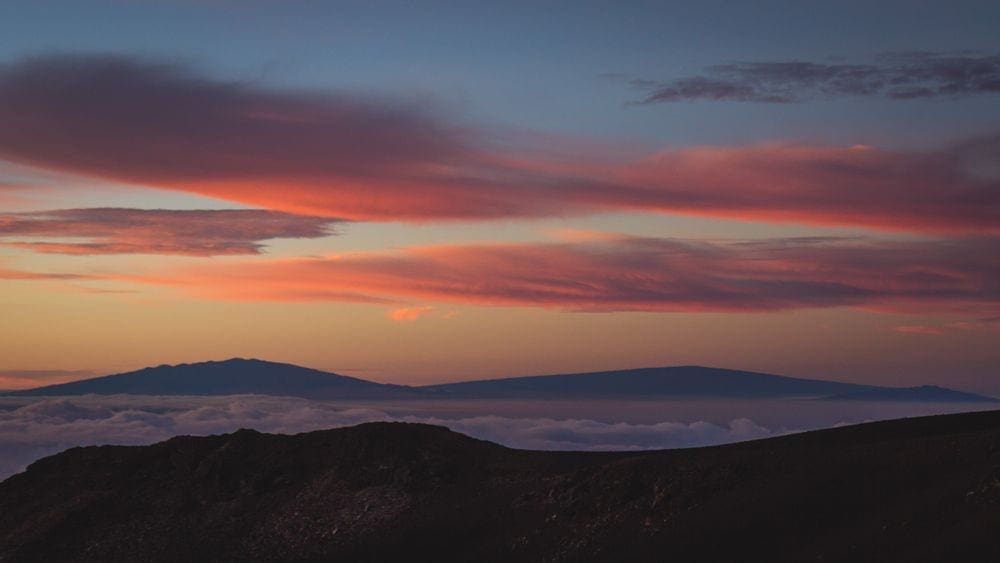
[1,395,993,480]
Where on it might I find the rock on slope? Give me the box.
[1,412,999,562]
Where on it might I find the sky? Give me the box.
[0,0,998,392]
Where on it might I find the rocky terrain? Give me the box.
[2,411,999,562]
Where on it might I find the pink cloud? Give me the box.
[0,208,339,256]
[0,55,996,234]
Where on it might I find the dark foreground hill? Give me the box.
[2,412,1000,562]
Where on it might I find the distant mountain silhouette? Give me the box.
[822,385,996,402]
[7,360,995,402]
[423,366,998,401]
[6,358,421,399]
[3,411,1000,562]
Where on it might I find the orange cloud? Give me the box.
[0,369,93,390]
[387,306,434,322]
[0,55,996,234]
[119,235,999,315]
[0,260,93,281]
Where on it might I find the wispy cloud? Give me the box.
[0,259,93,281]
[0,208,339,256]
[120,235,999,315]
[893,325,945,336]
[629,51,1000,104]
[892,316,1000,336]
[947,316,1000,332]
[0,54,996,234]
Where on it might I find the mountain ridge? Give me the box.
[421,365,997,401]
[6,358,996,402]
[2,411,999,562]
[5,358,420,400]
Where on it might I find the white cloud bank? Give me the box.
[0,395,778,480]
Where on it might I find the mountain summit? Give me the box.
[7,360,995,402]
[423,365,998,402]
[6,358,419,399]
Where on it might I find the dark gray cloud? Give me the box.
[632,51,1000,104]
[0,208,339,256]
[0,54,464,180]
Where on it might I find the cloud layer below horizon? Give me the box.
[2,394,993,481]
[0,54,997,234]
[0,395,777,480]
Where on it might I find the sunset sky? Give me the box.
[1,0,997,392]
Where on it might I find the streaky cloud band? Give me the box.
[120,235,1000,315]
